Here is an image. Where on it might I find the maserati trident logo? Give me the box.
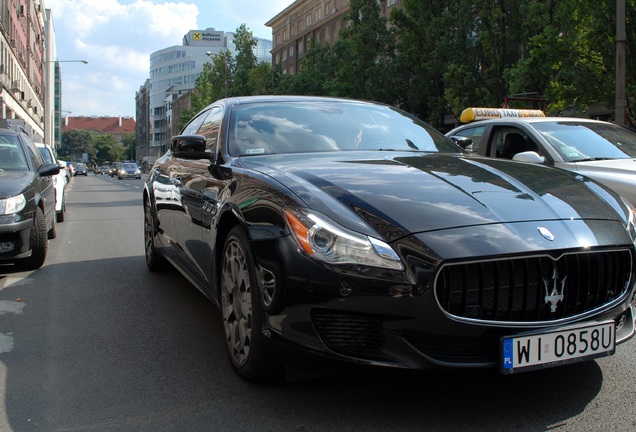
[538,226,555,241]
[543,264,567,313]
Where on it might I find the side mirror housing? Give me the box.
[171,134,214,159]
[38,163,60,177]
[512,151,545,164]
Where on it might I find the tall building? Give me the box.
[144,28,273,158]
[0,0,47,140]
[266,0,403,75]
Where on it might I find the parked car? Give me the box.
[0,130,59,270]
[109,162,121,177]
[73,163,88,176]
[57,160,72,183]
[144,96,636,381]
[446,107,636,204]
[117,162,141,179]
[36,143,67,222]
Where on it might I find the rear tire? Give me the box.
[47,211,57,239]
[56,193,66,223]
[15,207,48,270]
[221,226,280,381]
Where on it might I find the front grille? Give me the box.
[435,249,633,323]
[312,309,384,355]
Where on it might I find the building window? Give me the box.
[306,15,312,27]
[289,46,295,57]
[387,0,397,6]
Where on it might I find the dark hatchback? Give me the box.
[143,96,636,380]
[0,130,59,270]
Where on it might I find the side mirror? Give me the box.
[171,134,212,159]
[449,136,473,151]
[38,163,60,177]
[57,160,66,169]
[512,151,545,164]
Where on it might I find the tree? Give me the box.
[286,39,336,96]
[248,62,283,95]
[232,24,258,96]
[504,0,614,116]
[60,129,94,162]
[392,0,484,128]
[93,134,124,164]
[328,0,398,104]
[122,134,136,161]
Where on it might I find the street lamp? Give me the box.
[55,60,89,64]
[43,59,88,150]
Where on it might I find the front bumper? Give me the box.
[252,235,636,372]
[0,214,34,260]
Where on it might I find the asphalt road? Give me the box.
[0,173,634,432]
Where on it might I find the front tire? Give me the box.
[15,207,48,270]
[221,226,280,381]
[144,199,167,271]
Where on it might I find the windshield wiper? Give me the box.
[573,157,618,162]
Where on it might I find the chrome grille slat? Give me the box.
[435,250,633,324]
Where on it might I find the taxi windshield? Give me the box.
[532,121,636,162]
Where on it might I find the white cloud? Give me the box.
[45,0,294,117]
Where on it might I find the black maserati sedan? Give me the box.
[0,129,59,270]
[143,96,636,380]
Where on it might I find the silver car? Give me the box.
[446,109,636,204]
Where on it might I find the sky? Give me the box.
[46,0,296,118]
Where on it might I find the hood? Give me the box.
[237,153,626,240]
[0,171,35,199]
[567,159,636,205]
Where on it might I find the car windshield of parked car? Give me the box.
[532,121,636,162]
[0,137,28,171]
[227,101,458,156]
[37,147,54,164]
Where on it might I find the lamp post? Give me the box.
[43,59,88,152]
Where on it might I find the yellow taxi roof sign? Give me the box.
[460,107,545,123]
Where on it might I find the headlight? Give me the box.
[285,209,403,270]
[0,194,26,216]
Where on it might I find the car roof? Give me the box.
[448,117,615,133]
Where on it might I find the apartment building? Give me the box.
[0,0,48,140]
[266,0,403,75]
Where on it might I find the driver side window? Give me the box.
[490,128,542,160]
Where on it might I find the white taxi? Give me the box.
[446,108,636,205]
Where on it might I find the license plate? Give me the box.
[501,320,615,374]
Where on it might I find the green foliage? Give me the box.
[60,129,93,161]
[233,24,258,96]
[93,134,124,164]
[178,1,636,129]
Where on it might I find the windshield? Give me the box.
[37,146,54,164]
[0,137,28,171]
[227,101,458,156]
[122,163,137,169]
[532,121,636,162]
